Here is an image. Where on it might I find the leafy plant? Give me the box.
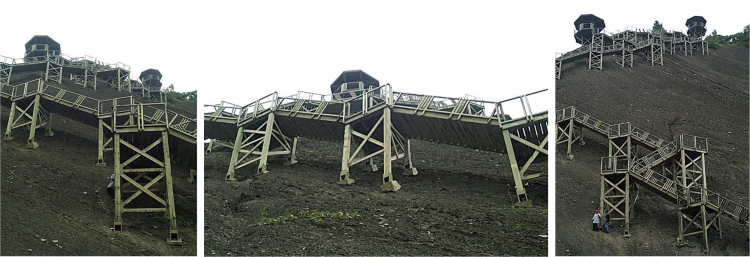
[148,212,170,224]
[677,240,695,249]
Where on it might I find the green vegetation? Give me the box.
[162,84,197,104]
[652,20,666,34]
[149,212,170,224]
[147,212,195,228]
[256,209,360,226]
[706,25,750,49]
[676,240,696,251]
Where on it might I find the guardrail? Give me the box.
[222,85,548,127]
[2,79,196,140]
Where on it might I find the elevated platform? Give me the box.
[206,85,548,205]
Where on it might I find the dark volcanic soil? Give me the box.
[555,46,750,255]
[1,74,197,255]
[204,137,548,256]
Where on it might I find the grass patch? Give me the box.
[257,210,360,226]
[676,240,696,251]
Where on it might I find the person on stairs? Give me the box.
[592,209,601,231]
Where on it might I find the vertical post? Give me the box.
[44,113,54,136]
[402,138,418,176]
[97,119,106,167]
[285,136,298,165]
[4,101,17,141]
[381,108,400,192]
[257,112,275,174]
[205,139,214,154]
[113,134,123,231]
[162,131,182,245]
[502,129,530,206]
[624,171,631,237]
[338,124,354,185]
[45,61,51,82]
[566,119,574,159]
[624,137,631,237]
[599,173,605,226]
[700,192,709,254]
[27,95,41,149]
[225,127,244,181]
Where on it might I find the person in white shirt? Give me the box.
[592,209,601,231]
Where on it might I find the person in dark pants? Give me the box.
[603,210,610,233]
[107,174,115,200]
[592,209,601,231]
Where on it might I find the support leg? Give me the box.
[381,108,400,192]
[113,134,123,231]
[363,157,378,172]
[284,137,298,165]
[502,129,530,206]
[701,205,709,254]
[623,174,631,237]
[566,119,575,159]
[205,139,214,154]
[44,113,54,137]
[27,95,41,149]
[402,138,418,176]
[338,125,354,185]
[257,112,275,174]
[4,101,16,141]
[96,119,107,167]
[162,131,182,245]
[225,127,244,181]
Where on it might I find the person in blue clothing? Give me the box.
[603,209,610,233]
[592,209,601,231]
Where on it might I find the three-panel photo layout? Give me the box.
[0,1,748,256]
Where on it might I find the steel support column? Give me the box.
[600,125,634,237]
[502,129,530,206]
[338,108,408,191]
[45,60,62,83]
[674,135,710,253]
[112,130,182,245]
[589,33,604,70]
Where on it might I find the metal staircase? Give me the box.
[557,106,748,253]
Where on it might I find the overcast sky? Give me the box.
[551,2,750,53]
[4,1,743,116]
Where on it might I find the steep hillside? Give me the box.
[555,46,749,255]
[204,137,548,256]
[1,73,197,255]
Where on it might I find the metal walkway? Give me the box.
[206,85,548,205]
[556,28,708,79]
[1,53,164,101]
[556,106,748,253]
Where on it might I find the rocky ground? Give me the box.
[204,137,549,256]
